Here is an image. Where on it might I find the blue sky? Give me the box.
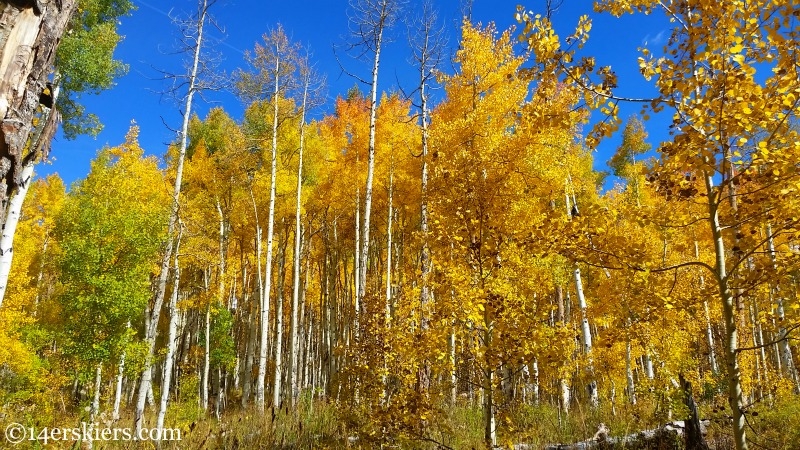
[40,0,671,188]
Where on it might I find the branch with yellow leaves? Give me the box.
[735,323,800,354]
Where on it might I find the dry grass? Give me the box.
[12,393,800,449]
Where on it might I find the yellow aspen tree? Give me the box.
[519,2,800,447]
[0,175,65,418]
[235,26,300,411]
[430,21,585,446]
[405,0,447,395]
[135,0,218,434]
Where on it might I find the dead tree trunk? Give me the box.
[0,1,76,210]
[680,374,709,450]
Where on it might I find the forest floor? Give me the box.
[47,395,800,449]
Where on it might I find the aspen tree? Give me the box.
[406,0,446,393]
[520,2,800,446]
[289,55,324,406]
[289,76,309,405]
[156,224,183,437]
[343,0,402,330]
[610,116,652,403]
[430,22,582,446]
[55,127,168,433]
[136,0,217,433]
[235,26,300,411]
[273,225,290,407]
[112,323,128,422]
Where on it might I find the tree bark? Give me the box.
[251,187,272,410]
[272,228,289,408]
[0,1,76,212]
[382,159,393,400]
[626,335,636,405]
[157,225,182,435]
[0,159,32,307]
[201,270,211,411]
[112,345,126,422]
[575,266,598,407]
[705,172,747,450]
[242,262,257,407]
[680,374,710,450]
[288,75,309,406]
[90,363,102,423]
[135,0,211,433]
[356,0,393,329]
[256,54,282,412]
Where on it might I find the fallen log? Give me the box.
[541,420,710,450]
[543,375,710,450]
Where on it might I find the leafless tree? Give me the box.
[135,0,221,436]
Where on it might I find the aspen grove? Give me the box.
[0,1,799,449]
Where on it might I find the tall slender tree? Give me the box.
[405,0,446,393]
[135,0,218,433]
[235,25,300,411]
[344,0,402,337]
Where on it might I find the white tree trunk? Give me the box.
[385,165,393,323]
[750,303,767,401]
[575,267,598,407]
[135,0,210,434]
[211,198,226,416]
[0,159,34,308]
[555,285,571,413]
[251,189,271,410]
[354,189,361,337]
[356,0,388,318]
[216,199,227,304]
[483,363,496,448]
[532,361,540,405]
[112,349,125,422]
[626,338,636,405]
[288,226,303,405]
[255,55,281,412]
[560,379,571,414]
[241,263,255,407]
[704,301,719,374]
[705,172,748,450]
[273,239,287,408]
[449,328,457,404]
[645,353,655,380]
[91,363,102,423]
[352,190,361,406]
[695,240,719,375]
[418,42,433,383]
[288,77,309,406]
[201,275,211,411]
[157,227,182,435]
[382,164,393,401]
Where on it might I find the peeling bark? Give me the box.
[0,1,75,206]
